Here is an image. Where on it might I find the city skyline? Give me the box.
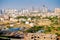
[0,0,60,10]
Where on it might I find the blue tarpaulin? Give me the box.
[9,28,20,32]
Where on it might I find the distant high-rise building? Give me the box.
[0,10,1,14]
[32,6,35,11]
[41,5,48,13]
[0,9,2,14]
[55,8,60,13]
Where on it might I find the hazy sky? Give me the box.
[0,0,60,10]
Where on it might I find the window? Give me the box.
[38,37,39,38]
[31,37,34,39]
[57,38,59,40]
[44,37,45,39]
[34,39,36,40]
[34,36,36,38]
[51,38,52,39]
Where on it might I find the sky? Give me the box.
[0,0,60,10]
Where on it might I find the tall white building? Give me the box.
[55,8,60,13]
[3,9,19,17]
[41,5,48,13]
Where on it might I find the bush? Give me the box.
[57,27,60,31]
[25,26,44,33]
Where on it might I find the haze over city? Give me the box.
[0,0,60,10]
[0,0,60,40]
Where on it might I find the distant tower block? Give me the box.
[0,9,3,14]
[55,8,60,13]
[32,6,35,11]
[42,5,48,13]
[43,5,45,7]
[0,10,1,14]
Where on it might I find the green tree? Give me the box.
[25,26,44,33]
